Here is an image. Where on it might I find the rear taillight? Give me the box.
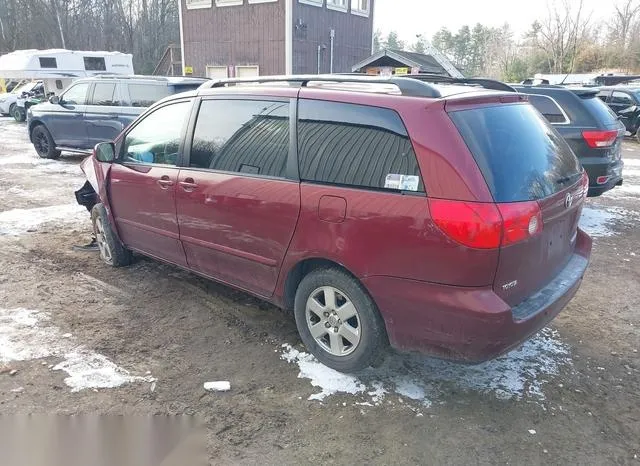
[429,199,543,249]
[582,130,617,148]
[582,172,590,196]
[497,202,543,246]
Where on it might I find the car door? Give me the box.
[85,81,126,149]
[108,98,193,266]
[47,81,91,148]
[609,91,635,130]
[176,96,301,297]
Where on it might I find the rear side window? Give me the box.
[580,95,619,125]
[190,99,289,178]
[39,57,57,68]
[450,103,582,202]
[297,100,423,192]
[527,94,568,124]
[90,83,119,106]
[127,84,170,107]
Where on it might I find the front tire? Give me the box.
[91,204,132,267]
[12,106,25,122]
[294,268,387,372]
[31,125,61,159]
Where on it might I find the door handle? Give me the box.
[179,177,198,192]
[157,176,174,189]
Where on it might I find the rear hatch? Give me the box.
[448,102,587,307]
[564,91,625,172]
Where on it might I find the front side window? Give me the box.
[123,101,192,165]
[127,84,170,107]
[297,100,423,192]
[190,99,289,178]
[90,83,119,106]
[61,83,90,105]
[612,91,634,106]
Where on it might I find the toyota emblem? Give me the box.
[565,193,574,209]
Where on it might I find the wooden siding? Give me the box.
[181,0,286,77]
[292,1,374,74]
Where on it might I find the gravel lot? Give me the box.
[0,116,639,464]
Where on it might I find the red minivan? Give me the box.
[77,75,592,373]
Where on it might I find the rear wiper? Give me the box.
[556,173,580,184]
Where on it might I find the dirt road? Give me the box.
[1,117,639,464]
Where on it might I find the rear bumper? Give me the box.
[363,229,592,362]
[581,156,623,197]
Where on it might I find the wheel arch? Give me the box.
[281,257,365,311]
[28,118,46,142]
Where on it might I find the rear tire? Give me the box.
[91,204,133,267]
[294,268,387,373]
[8,103,16,118]
[31,125,61,159]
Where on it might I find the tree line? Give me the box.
[374,0,640,81]
[0,0,179,74]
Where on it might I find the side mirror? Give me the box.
[49,95,60,105]
[94,142,116,163]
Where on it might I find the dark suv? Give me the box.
[597,86,640,142]
[77,75,592,373]
[27,75,207,159]
[513,85,625,196]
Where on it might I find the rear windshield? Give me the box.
[449,103,582,202]
[580,95,619,126]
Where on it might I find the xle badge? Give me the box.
[503,280,518,291]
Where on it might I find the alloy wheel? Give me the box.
[305,286,361,357]
[94,216,113,265]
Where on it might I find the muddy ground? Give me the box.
[0,117,639,465]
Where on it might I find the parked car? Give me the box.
[27,75,208,159]
[77,75,592,373]
[0,80,42,117]
[513,85,625,197]
[597,86,640,142]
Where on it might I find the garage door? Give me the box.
[236,66,259,78]
[206,66,228,79]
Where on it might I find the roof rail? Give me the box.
[201,74,442,98]
[401,73,518,93]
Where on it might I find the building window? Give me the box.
[206,66,229,79]
[215,0,242,5]
[236,65,260,77]
[351,0,369,16]
[327,0,347,11]
[186,0,212,8]
[299,0,322,6]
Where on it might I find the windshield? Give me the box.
[449,103,582,202]
[12,81,39,94]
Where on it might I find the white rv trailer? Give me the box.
[0,49,134,96]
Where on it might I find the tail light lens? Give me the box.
[497,202,543,246]
[429,199,543,249]
[582,130,617,148]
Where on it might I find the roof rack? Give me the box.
[401,73,518,93]
[201,74,442,98]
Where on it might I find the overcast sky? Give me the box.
[373,0,611,43]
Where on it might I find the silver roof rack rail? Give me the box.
[200,74,442,98]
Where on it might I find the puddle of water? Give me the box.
[281,327,570,405]
[0,308,154,392]
[579,206,620,237]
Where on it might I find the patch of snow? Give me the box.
[0,204,89,236]
[0,308,153,392]
[623,158,640,167]
[281,345,366,401]
[611,184,640,196]
[281,327,570,405]
[579,206,619,237]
